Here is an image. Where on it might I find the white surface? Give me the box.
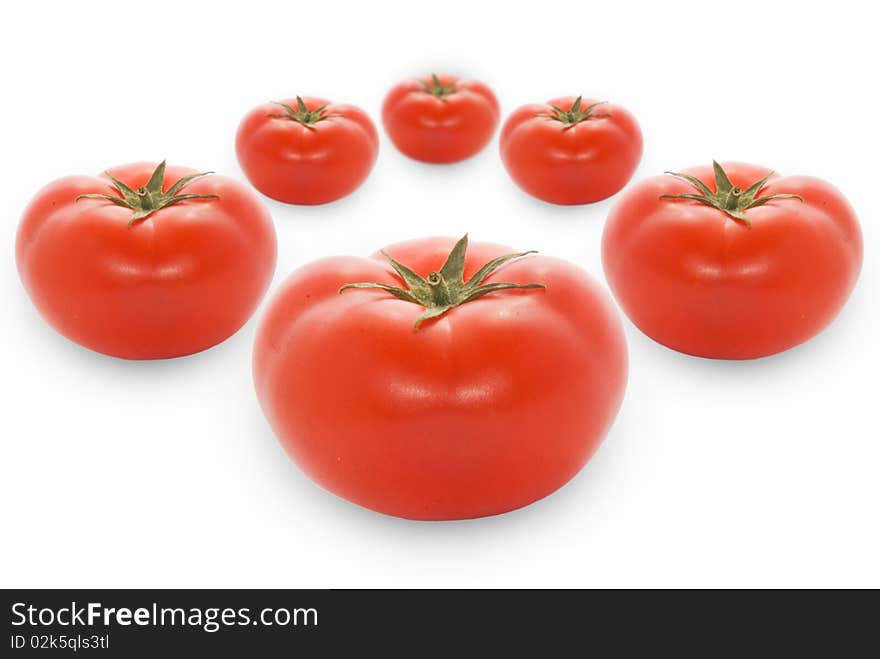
[1,0,877,588]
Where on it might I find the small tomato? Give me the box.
[382,74,500,163]
[236,96,378,204]
[500,96,642,204]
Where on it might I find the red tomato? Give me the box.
[382,74,500,163]
[16,161,277,359]
[500,96,642,204]
[253,235,627,520]
[236,96,378,204]
[602,161,863,359]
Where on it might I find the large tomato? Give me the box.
[602,161,863,359]
[500,96,642,204]
[253,235,627,520]
[382,74,500,163]
[16,161,277,359]
[236,96,378,204]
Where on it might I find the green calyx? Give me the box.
[660,161,803,227]
[77,161,217,227]
[340,234,545,330]
[539,96,608,129]
[269,96,339,128]
[422,73,457,99]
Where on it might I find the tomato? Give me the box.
[499,96,642,204]
[253,235,627,520]
[602,161,863,359]
[382,74,500,163]
[16,161,277,359]
[236,96,378,204]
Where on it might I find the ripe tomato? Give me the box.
[500,96,642,204]
[253,235,627,520]
[602,161,863,359]
[16,161,277,359]
[236,96,378,204]
[382,74,500,163]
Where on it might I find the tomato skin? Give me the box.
[253,236,627,520]
[236,97,378,205]
[16,162,277,359]
[499,97,642,204]
[602,162,863,359]
[382,75,500,163]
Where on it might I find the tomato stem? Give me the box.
[76,161,218,227]
[340,235,545,330]
[538,96,609,129]
[268,97,340,128]
[660,161,804,227]
[422,74,457,99]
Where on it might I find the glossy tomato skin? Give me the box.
[253,237,627,520]
[16,162,277,359]
[500,97,642,204]
[236,97,378,204]
[602,163,863,359]
[382,75,500,163]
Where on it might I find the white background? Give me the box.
[1,0,877,588]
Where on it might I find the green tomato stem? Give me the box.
[660,161,803,227]
[340,235,545,330]
[76,161,218,227]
